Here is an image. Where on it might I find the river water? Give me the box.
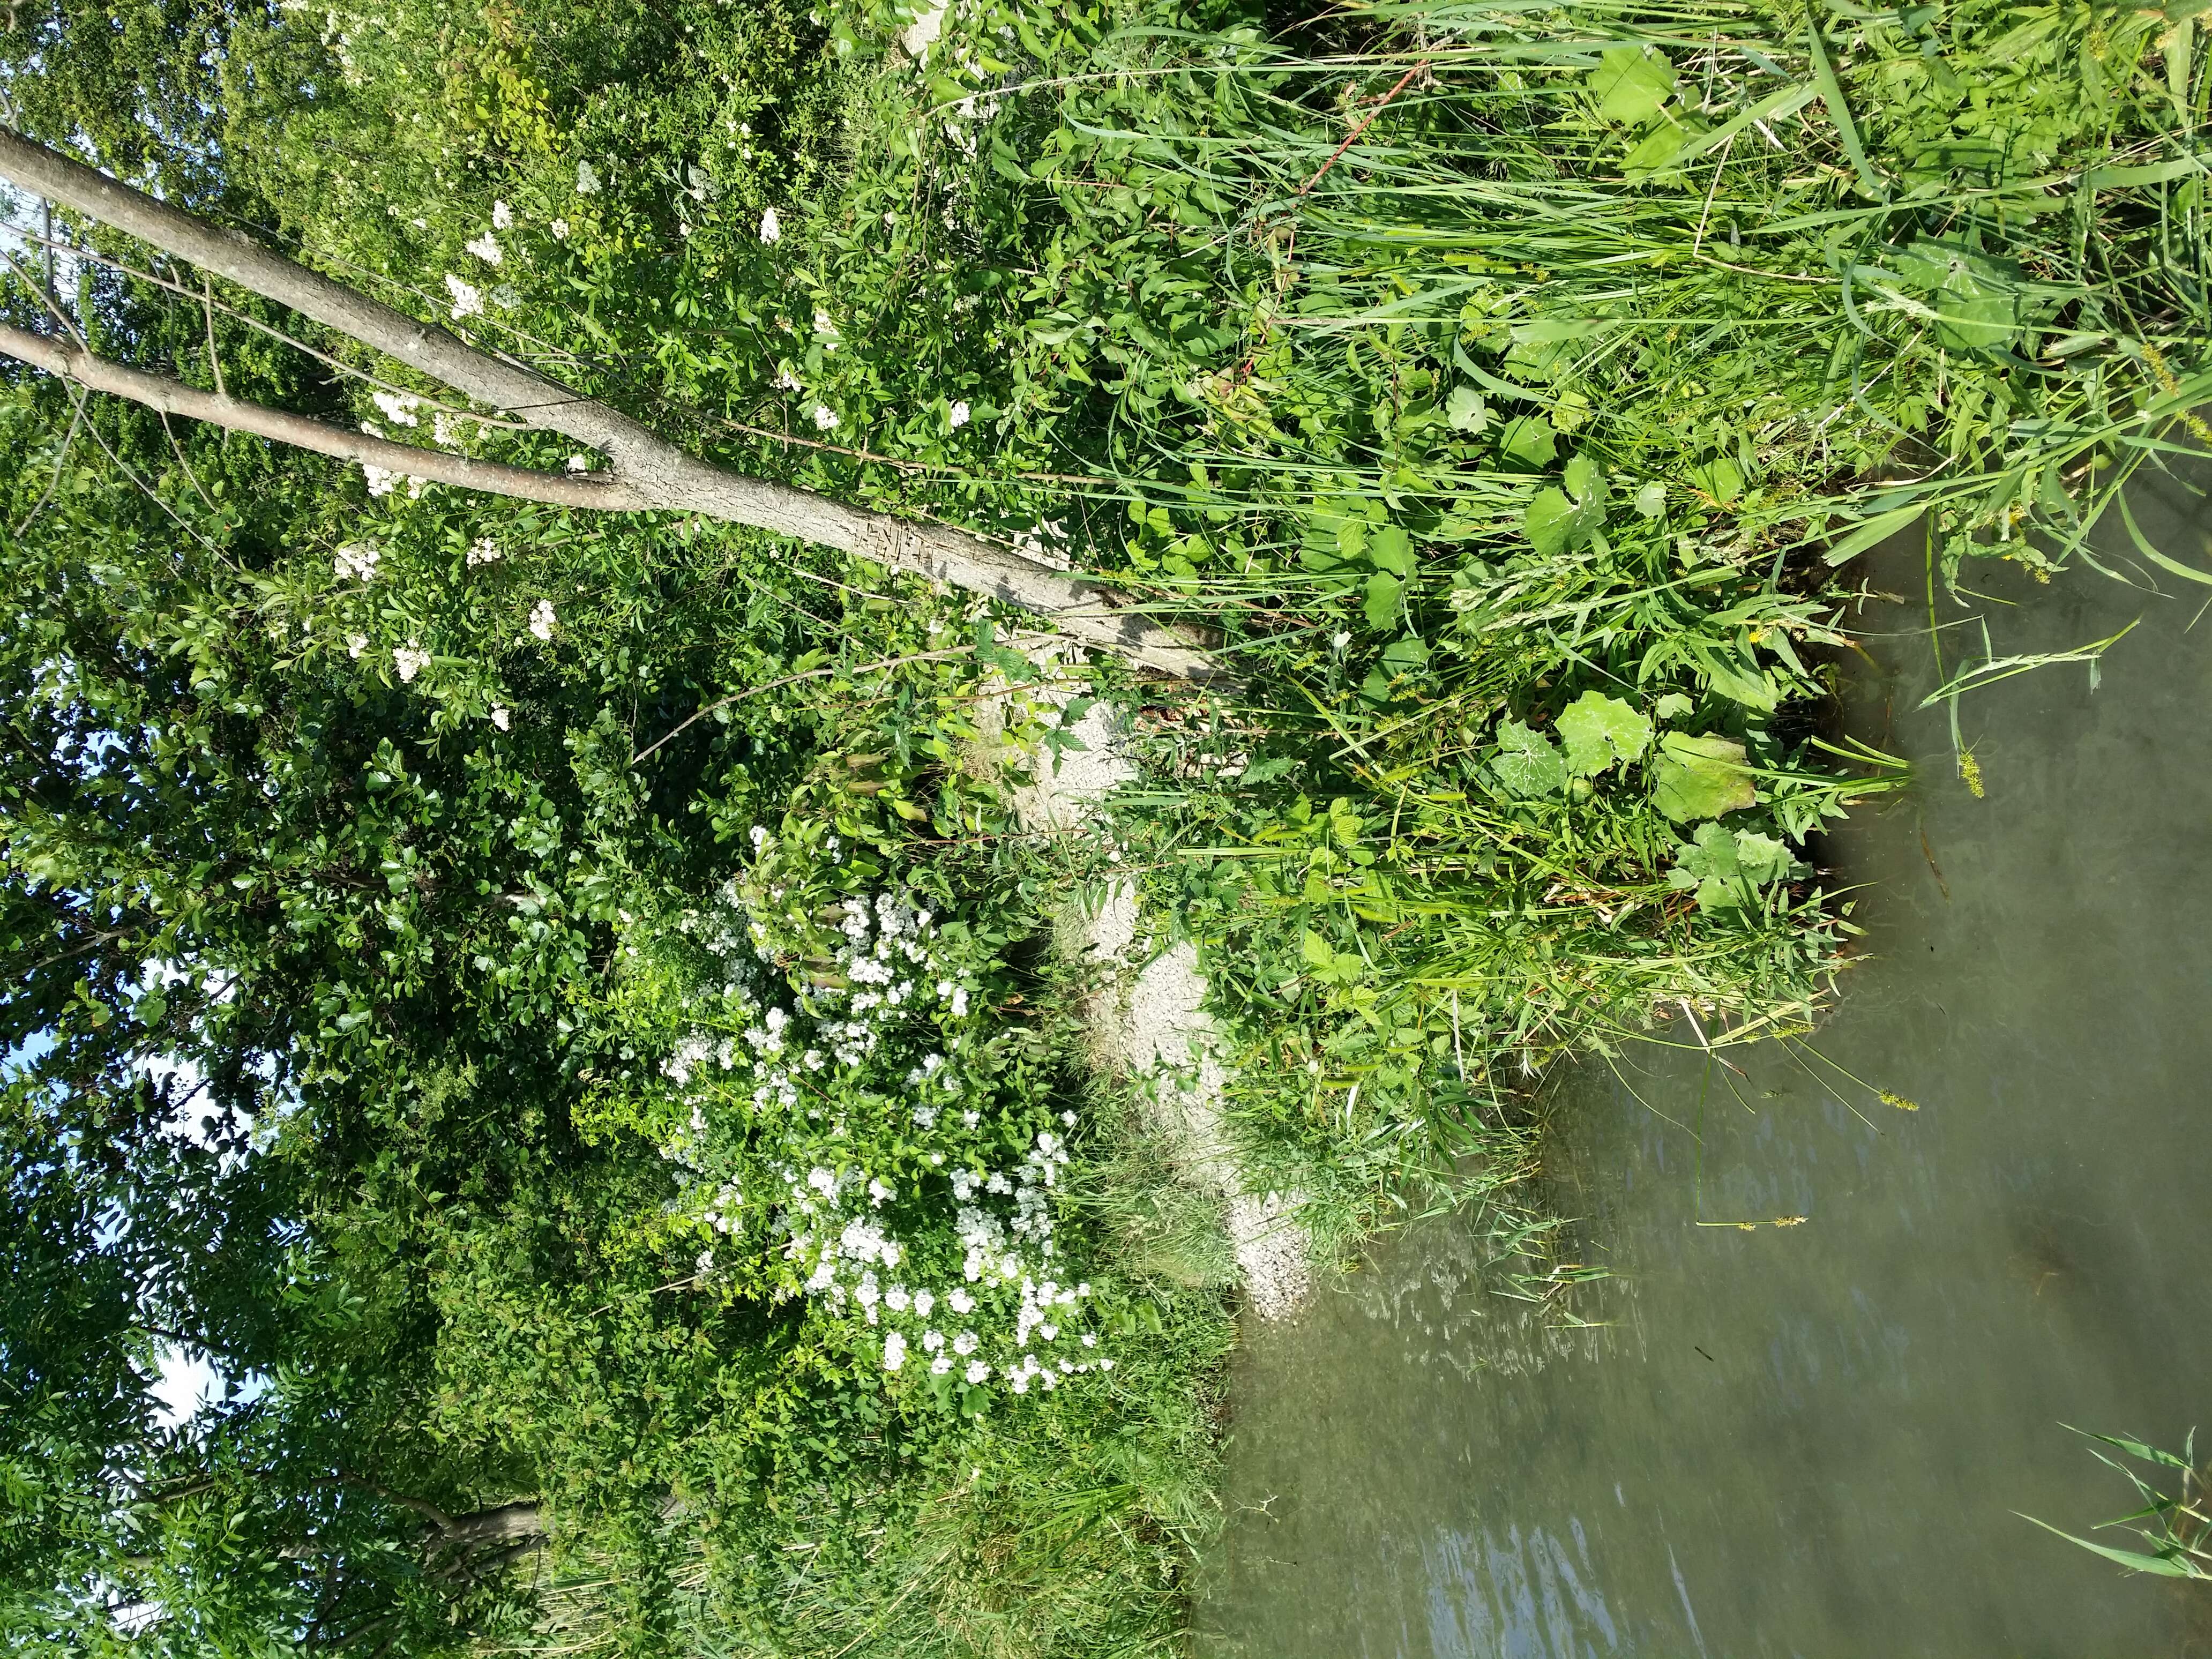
[1202,510,2212,1656]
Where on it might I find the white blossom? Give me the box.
[528,599,557,641]
[445,274,484,319]
[550,218,570,241]
[759,205,781,243]
[392,644,430,683]
[490,706,511,731]
[492,199,514,230]
[881,1330,906,1371]
[565,453,591,474]
[333,542,380,582]
[345,633,368,659]
[361,462,400,498]
[370,390,421,427]
[948,399,970,430]
[576,159,601,195]
[811,404,839,431]
[963,1359,990,1384]
[466,537,500,567]
[467,230,503,265]
[775,367,802,392]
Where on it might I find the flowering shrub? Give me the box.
[610,821,1111,1413]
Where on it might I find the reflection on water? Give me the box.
[1202,526,2212,1656]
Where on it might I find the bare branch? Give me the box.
[0,322,652,512]
[0,127,1222,680]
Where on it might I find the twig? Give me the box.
[1294,60,1430,198]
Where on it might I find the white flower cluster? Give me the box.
[466,537,500,567]
[370,390,421,427]
[445,274,484,320]
[771,1147,1105,1392]
[360,461,427,499]
[333,542,380,582]
[647,875,1104,1394]
[527,599,557,641]
[392,644,431,683]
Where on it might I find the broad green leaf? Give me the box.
[1363,571,1404,629]
[1524,488,1579,557]
[1498,414,1558,469]
[1689,454,1745,505]
[1624,120,1691,176]
[1652,732,1754,821]
[1589,46,1677,125]
[1556,691,1653,777]
[1653,691,1694,722]
[1446,384,1489,433]
[1634,481,1668,519]
[1563,452,1604,504]
[1381,637,1431,676]
[1367,525,1415,577]
[1492,719,1568,797]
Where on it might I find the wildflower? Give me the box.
[490,706,511,731]
[565,453,591,474]
[759,205,781,243]
[466,537,499,567]
[775,367,801,392]
[370,390,421,427]
[345,633,369,659]
[948,1288,974,1315]
[333,542,380,582]
[921,1329,943,1351]
[550,217,570,241]
[964,1359,990,1384]
[528,599,557,641]
[930,1354,954,1374]
[749,825,768,854]
[392,644,431,683]
[431,410,462,447]
[577,159,601,195]
[914,1290,935,1318]
[948,399,970,430]
[811,404,839,431]
[951,1330,978,1355]
[868,1177,892,1207]
[361,462,400,498]
[491,199,513,230]
[881,1330,906,1371]
[444,274,484,319]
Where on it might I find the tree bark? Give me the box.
[0,128,1220,681]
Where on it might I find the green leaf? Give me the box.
[1556,691,1653,778]
[1497,415,1558,469]
[1562,453,1603,504]
[1653,691,1694,722]
[1624,120,1692,176]
[1380,637,1430,676]
[1652,732,1754,821]
[1634,481,1668,519]
[1523,488,1579,557]
[1688,454,1745,505]
[1367,525,1415,577]
[1446,384,1489,433]
[1492,719,1567,797]
[1363,571,1404,629]
[1589,46,1678,125]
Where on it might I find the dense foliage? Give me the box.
[4,0,2208,1652]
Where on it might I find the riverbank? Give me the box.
[9,0,2210,1652]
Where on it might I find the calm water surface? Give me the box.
[1202,522,2212,1656]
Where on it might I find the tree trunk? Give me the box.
[0,129,1220,681]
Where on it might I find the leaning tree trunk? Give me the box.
[0,129,1219,681]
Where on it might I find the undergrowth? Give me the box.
[10,0,2212,1651]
